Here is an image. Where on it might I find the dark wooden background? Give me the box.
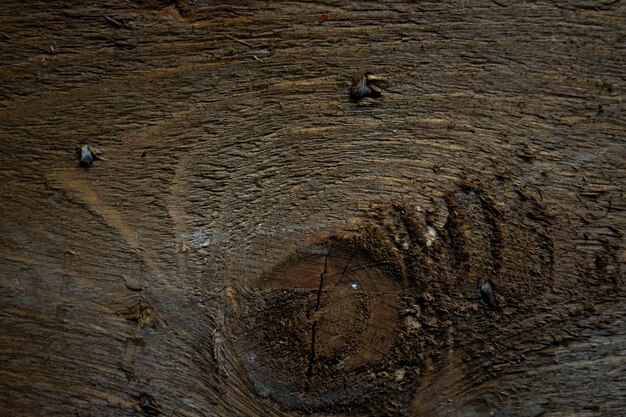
[1,1,624,416]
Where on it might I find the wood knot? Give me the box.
[236,237,419,414]
[118,298,157,327]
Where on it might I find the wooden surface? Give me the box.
[0,1,625,416]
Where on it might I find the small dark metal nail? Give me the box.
[78,145,94,167]
[477,279,499,310]
[139,394,160,416]
[350,72,382,100]
[351,74,371,98]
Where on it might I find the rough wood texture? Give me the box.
[1,1,625,416]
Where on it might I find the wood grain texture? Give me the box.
[0,1,624,416]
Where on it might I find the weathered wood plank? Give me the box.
[0,1,624,416]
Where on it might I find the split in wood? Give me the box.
[104,16,124,29]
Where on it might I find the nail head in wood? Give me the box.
[78,145,94,167]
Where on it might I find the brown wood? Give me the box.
[1,1,624,416]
